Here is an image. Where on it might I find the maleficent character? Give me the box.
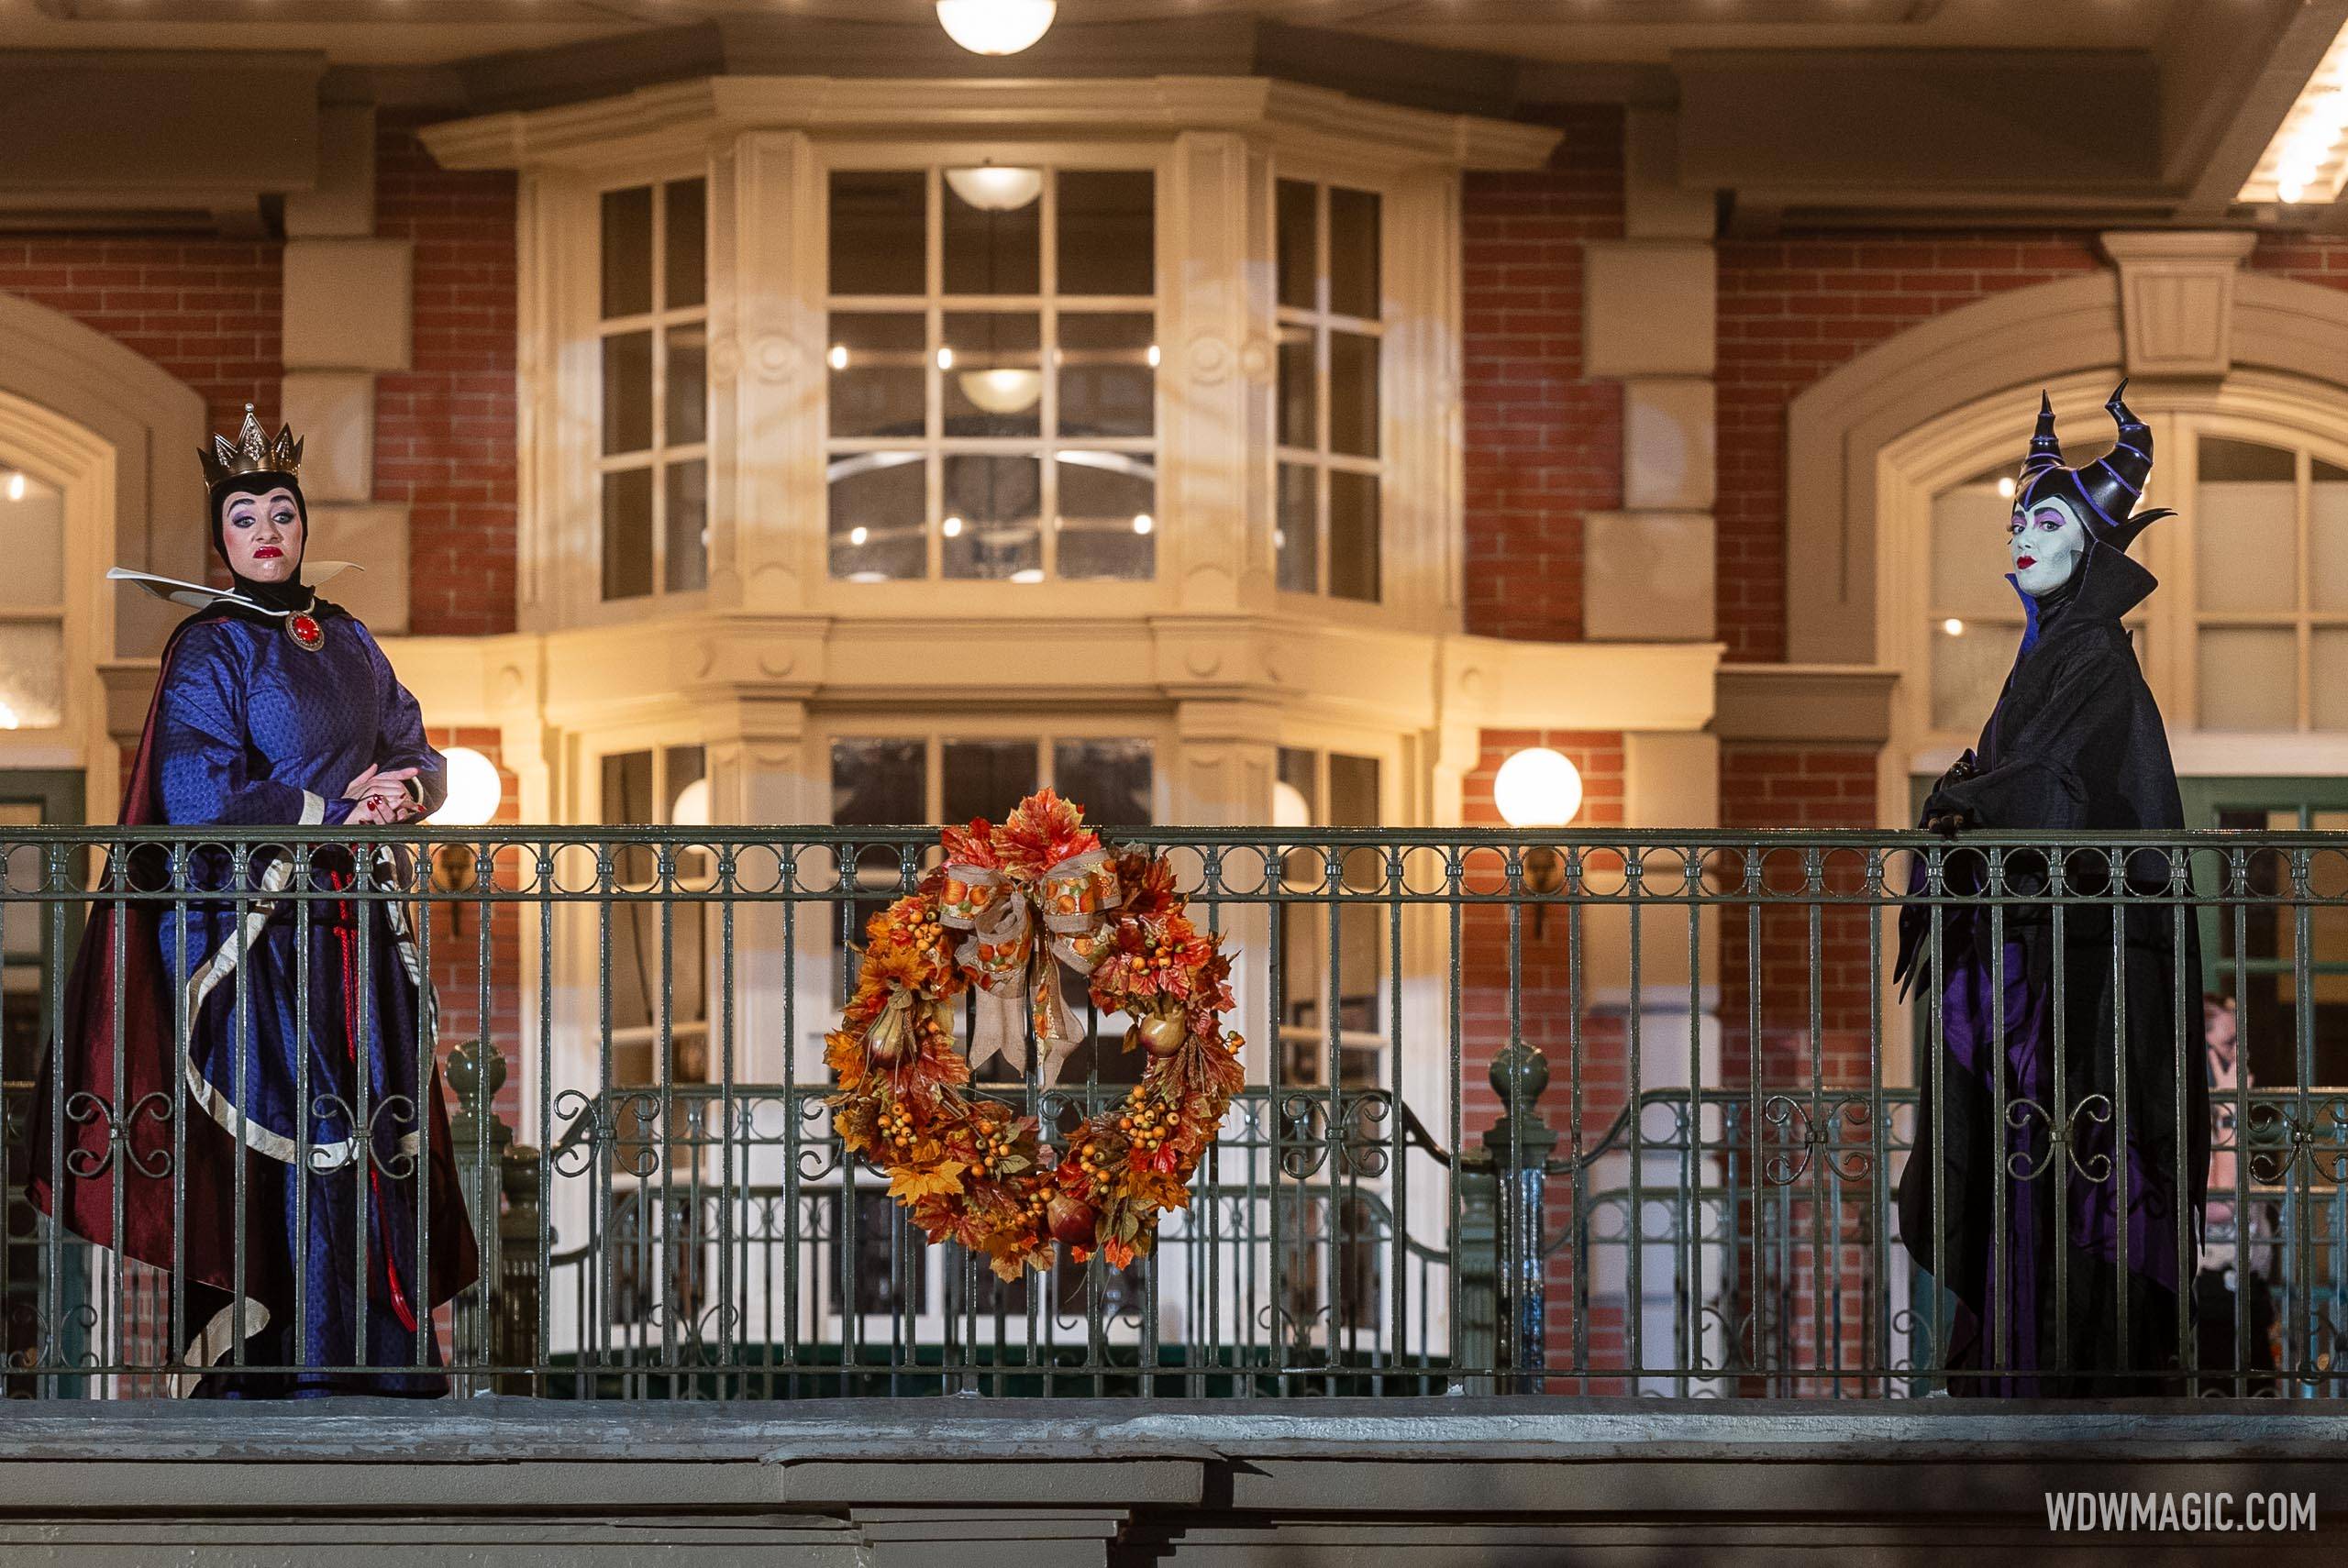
[31,406,477,1397]
[1895,385,2209,1397]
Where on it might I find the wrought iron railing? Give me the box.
[2,826,2344,1398]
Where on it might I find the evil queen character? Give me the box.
[1895,385,2209,1397]
[30,406,478,1397]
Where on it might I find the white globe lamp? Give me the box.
[936,0,1056,56]
[1493,747,1582,829]
[432,746,504,827]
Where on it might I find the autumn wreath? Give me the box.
[826,789,1246,1278]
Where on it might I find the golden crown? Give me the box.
[199,403,304,489]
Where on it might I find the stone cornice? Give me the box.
[364,616,1719,743]
[421,75,1562,175]
[1712,663,1899,745]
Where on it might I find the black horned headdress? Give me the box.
[2013,381,2173,553]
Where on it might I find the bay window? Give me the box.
[825,166,1158,583]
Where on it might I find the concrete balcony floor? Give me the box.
[6,1397,2347,1565]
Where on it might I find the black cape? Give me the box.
[1894,540,2209,1394]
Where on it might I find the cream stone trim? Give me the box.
[422,76,1562,175]
[1714,664,1899,745]
[2099,231,2257,381]
[1785,271,2123,668]
[0,291,207,663]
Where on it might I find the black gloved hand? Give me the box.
[1923,811,1966,840]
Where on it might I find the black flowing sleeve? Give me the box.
[1919,639,2131,834]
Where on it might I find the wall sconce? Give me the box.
[1494,746,1583,936]
[936,0,1055,57]
[429,746,504,934]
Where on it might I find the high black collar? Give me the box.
[2010,538,2154,652]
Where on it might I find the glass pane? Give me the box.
[601,185,653,319]
[665,745,706,823]
[1055,453,1154,581]
[944,740,1038,826]
[2198,436,2297,613]
[603,330,653,455]
[2314,628,2348,730]
[1056,170,1153,296]
[664,459,708,594]
[944,168,1040,296]
[1278,462,1318,593]
[1278,747,1317,823]
[664,178,706,310]
[1329,469,1379,602]
[0,473,62,608]
[832,737,928,972]
[943,312,1042,438]
[2198,626,2297,729]
[828,452,925,580]
[1327,187,1379,319]
[832,738,925,824]
[665,323,706,446]
[601,746,655,891]
[1327,753,1379,827]
[1054,738,1153,826]
[0,625,62,730]
[1930,617,2015,734]
[1329,330,1379,458]
[1056,312,1154,438]
[829,171,925,296]
[943,455,1042,580]
[1931,469,2020,621]
[827,312,926,439]
[2313,458,2348,613]
[1276,179,1316,312]
[1278,326,1316,450]
[602,468,654,601]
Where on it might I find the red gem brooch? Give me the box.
[286,612,324,652]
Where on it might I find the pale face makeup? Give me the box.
[220,487,305,583]
[2008,492,2087,597]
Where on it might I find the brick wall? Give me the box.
[1460,107,1625,643]
[1715,232,2102,664]
[376,115,519,637]
[0,238,281,448]
[422,724,524,1128]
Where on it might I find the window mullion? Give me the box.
[2299,445,2315,732]
[650,191,670,599]
[1041,171,1060,580]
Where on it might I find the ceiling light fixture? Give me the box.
[2240,23,2348,206]
[957,367,1044,414]
[936,0,1056,56]
[944,166,1044,212]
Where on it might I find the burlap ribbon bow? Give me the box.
[939,847,1122,1088]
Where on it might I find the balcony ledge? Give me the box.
[6,1397,2346,1562]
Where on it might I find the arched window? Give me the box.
[1902,372,2348,766]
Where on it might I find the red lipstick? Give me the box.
[2016,555,2036,569]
